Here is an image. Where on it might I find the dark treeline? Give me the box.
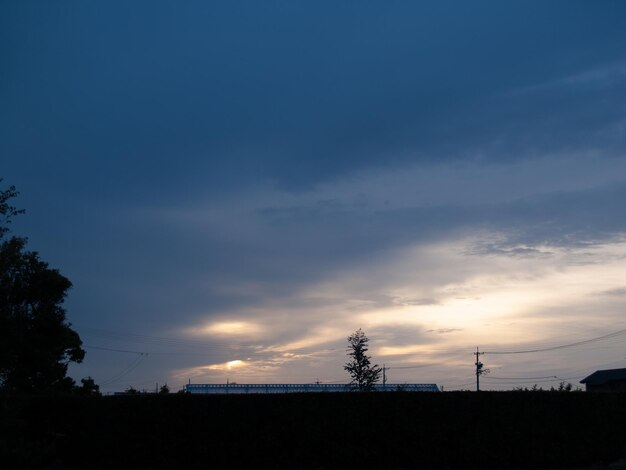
[2,392,626,469]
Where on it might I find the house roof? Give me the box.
[580,368,626,385]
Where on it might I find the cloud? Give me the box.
[59,149,626,390]
[598,287,626,297]
[147,231,626,386]
[4,2,626,193]
[5,2,626,390]
[427,328,463,334]
[186,321,266,338]
[80,153,626,338]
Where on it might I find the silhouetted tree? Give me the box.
[549,381,577,392]
[0,180,24,239]
[76,376,101,396]
[344,329,382,391]
[159,383,170,394]
[0,182,85,394]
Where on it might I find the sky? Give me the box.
[2,1,626,393]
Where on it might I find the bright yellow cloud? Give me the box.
[186,320,264,337]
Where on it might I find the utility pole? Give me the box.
[382,364,387,387]
[474,347,485,392]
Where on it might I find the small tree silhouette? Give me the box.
[76,376,101,396]
[344,329,382,391]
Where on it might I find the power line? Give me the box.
[555,376,585,382]
[482,379,561,386]
[80,327,240,351]
[484,328,626,355]
[389,363,436,370]
[99,353,148,387]
[81,327,317,357]
[445,380,476,390]
[484,375,558,381]
[85,345,147,355]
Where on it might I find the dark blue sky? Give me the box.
[2,1,626,392]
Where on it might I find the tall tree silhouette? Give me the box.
[344,329,382,391]
[0,181,84,394]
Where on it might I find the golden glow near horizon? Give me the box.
[226,360,244,369]
[172,359,247,379]
[171,236,626,389]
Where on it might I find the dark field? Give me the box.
[2,392,626,469]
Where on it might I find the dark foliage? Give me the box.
[1,392,625,469]
[75,377,100,397]
[512,381,581,392]
[344,328,382,391]
[0,180,24,240]
[0,182,85,394]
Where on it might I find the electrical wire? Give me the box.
[389,363,437,370]
[85,345,147,355]
[484,328,626,355]
[99,353,148,387]
[484,375,559,381]
[80,327,240,351]
[80,325,625,388]
[445,382,476,390]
